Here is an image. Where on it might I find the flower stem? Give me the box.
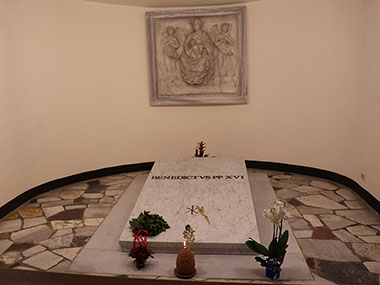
[276,225,279,241]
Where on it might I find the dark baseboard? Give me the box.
[0,162,154,219]
[1,160,379,219]
[245,160,380,215]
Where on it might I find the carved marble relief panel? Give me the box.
[146,7,247,105]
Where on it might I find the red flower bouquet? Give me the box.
[129,229,154,269]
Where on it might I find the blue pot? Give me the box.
[265,261,281,279]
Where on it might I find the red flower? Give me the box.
[129,229,154,269]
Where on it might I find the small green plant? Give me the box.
[129,211,170,237]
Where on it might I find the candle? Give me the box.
[175,240,196,278]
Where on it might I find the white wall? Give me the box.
[359,0,380,200]
[0,0,28,207]
[0,0,368,206]
[0,0,11,202]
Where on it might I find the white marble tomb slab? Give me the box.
[119,158,260,254]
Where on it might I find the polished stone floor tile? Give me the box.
[23,217,47,229]
[347,225,378,236]
[294,230,313,238]
[364,261,380,274]
[333,229,362,243]
[303,215,323,227]
[297,239,360,262]
[0,239,13,255]
[39,233,74,249]
[311,227,336,240]
[23,250,63,270]
[337,188,359,200]
[0,220,22,233]
[336,209,380,225]
[22,245,45,258]
[43,206,64,219]
[59,190,85,200]
[0,251,22,265]
[310,180,338,190]
[351,243,380,261]
[316,260,377,284]
[319,214,356,230]
[296,195,347,210]
[10,225,53,243]
[52,229,73,238]
[18,208,43,219]
[52,247,81,261]
[50,220,83,230]
[320,190,345,202]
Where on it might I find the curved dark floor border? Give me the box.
[0,160,379,219]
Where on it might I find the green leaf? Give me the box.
[267,239,278,259]
[276,230,289,257]
[245,239,268,255]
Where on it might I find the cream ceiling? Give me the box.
[86,0,259,8]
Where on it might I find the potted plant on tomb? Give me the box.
[194,141,209,157]
[245,200,289,279]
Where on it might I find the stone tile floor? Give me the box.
[0,169,380,284]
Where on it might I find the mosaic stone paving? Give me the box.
[0,169,380,284]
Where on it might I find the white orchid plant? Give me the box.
[246,200,289,266]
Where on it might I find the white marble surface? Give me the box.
[119,158,260,254]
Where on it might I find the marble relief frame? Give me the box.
[146,7,247,106]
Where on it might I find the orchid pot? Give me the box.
[265,259,282,279]
[245,200,289,280]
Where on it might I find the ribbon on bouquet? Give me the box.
[133,229,148,249]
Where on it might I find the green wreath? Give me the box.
[129,211,170,237]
